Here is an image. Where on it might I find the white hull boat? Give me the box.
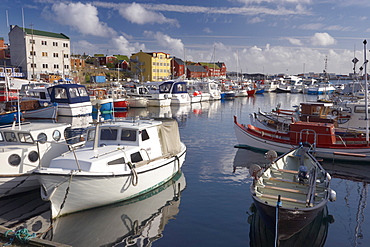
[34,118,187,218]
[0,122,73,197]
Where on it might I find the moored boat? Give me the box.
[34,117,187,218]
[0,122,73,197]
[249,144,336,240]
[234,115,370,162]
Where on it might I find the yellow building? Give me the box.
[130,51,172,81]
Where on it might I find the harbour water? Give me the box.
[1,93,370,246]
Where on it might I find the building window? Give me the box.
[29,51,36,56]
[64,54,68,58]
[42,52,48,57]
[53,42,58,46]
[54,64,59,69]
[41,41,47,45]
[64,65,69,69]
[42,64,48,68]
[29,39,35,44]
[63,43,68,47]
[53,53,58,57]
[30,63,36,68]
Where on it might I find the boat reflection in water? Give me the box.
[248,203,334,247]
[44,172,186,247]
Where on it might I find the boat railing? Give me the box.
[299,129,317,150]
[306,167,317,207]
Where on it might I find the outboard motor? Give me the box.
[298,165,309,184]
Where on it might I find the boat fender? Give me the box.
[329,189,337,202]
[265,150,278,163]
[249,164,263,179]
[331,110,338,116]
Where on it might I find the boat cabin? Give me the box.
[298,102,338,127]
[290,121,336,145]
[85,119,182,160]
[48,84,90,104]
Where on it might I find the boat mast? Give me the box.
[363,40,369,143]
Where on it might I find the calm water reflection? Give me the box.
[1,94,370,247]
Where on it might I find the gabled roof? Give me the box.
[13,25,69,40]
[187,65,207,72]
[173,57,184,65]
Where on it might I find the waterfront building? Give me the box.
[130,50,171,82]
[8,25,70,81]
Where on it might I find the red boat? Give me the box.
[234,115,370,162]
[0,89,18,102]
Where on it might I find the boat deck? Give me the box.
[256,166,327,209]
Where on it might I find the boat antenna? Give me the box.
[363,40,369,143]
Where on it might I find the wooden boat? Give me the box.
[0,110,22,124]
[249,144,336,240]
[234,115,370,162]
[5,100,58,120]
[89,88,114,114]
[34,117,187,218]
[249,203,332,245]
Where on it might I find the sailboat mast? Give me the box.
[363,40,369,143]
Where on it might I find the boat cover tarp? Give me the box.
[48,84,90,104]
[156,118,182,155]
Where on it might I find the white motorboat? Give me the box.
[159,81,191,105]
[48,172,186,246]
[0,122,74,197]
[21,83,92,116]
[34,117,187,218]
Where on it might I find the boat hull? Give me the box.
[36,147,186,218]
[234,116,370,162]
[57,102,92,116]
[23,103,58,120]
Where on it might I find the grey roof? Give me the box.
[187,65,207,72]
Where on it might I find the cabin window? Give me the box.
[40,92,47,100]
[108,157,125,165]
[101,129,118,140]
[69,88,79,98]
[36,133,47,144]
[54,88,67,99]
[18,133,34,143]
[141,129,149,141]
[121,130,136,141]
[354,106,370,114]
[131,152,143,163]
[77,87,88,97]
[4,132,17,142]
[87,130,95,141]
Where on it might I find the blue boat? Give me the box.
[0,111,22,124]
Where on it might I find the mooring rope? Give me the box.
[4,228,36,246]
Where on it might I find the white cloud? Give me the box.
[311,33,336,46]
[286,38,303,46]
[50,2,116,37]
[118,3,179,27]
[144,31,184,56]
[248,17,264,23]
[204,27,212,33]
[111,35,146,55]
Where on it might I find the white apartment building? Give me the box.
[9,25,70,81]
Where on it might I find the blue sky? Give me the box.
[1,0,370,75]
